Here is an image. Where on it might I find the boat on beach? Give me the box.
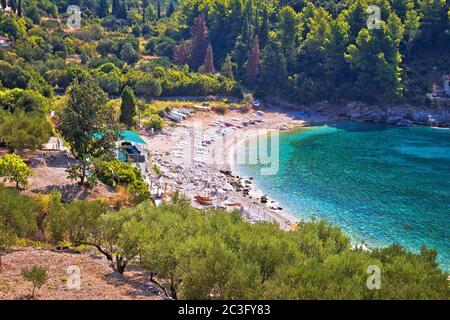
[223,202,241,207]
[164,112,182,122]
[195,195,213,205]
[431,126,449,130]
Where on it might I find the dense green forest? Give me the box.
[1,186,449,299]
[0,0,449,106]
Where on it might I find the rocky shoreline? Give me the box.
[343,103,450,127]
[263,96,450,128]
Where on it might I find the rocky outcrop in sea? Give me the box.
[330,102,450,128]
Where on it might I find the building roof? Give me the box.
[0,35,10,41]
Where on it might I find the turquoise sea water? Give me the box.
[237,121,450,270]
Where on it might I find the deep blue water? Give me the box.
[238,121,450,270]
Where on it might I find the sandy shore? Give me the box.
[141,105,322,230]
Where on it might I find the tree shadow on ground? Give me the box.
[103,265,165,299]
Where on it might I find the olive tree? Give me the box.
[0,153,32,189]
[0,187,38,271]
[0,110,52,153]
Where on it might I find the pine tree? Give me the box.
[403,9,421,56]
[324,15,351,99]
[260,34,287,93]
[278,6,300,74]
[167,1,175,17]
[221,54,234,80]
[1,0,6,10]
[347,0,367,41]
[202,43,216,74]
[172,40,190,65]
[246,35,260,87]
[120,86,137,128]
[417,0,446,46]
[190,12,209,70]
[233,3,254,74]
[345,14,404,103]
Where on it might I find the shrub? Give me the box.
[97,63,120,74]
[0,153,33,189]
[0,187,39,270]
[21,266,48,299]
[0,62,31,90]
[0,110,53,153]
[120,43,140,64]
[142,114,164,131]
[135,77,162,97]
[95,160,149,204]
[89,56,124,70]
[0,88,51,113]
[213,105,227,114]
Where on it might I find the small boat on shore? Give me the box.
[164,112,182,122]
[223,201,242,207]
[431,126,449,130]
[195,195,213,205]
[171,111,187,119]
[193,105,211,112]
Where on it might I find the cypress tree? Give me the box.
[120,86,137,128]
[157,1,161,19]
[190,12,209,70]
[203,43,215,74]
[167,1,175,17]
[17,0,22,17]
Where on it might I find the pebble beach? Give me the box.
[140,106,309,230]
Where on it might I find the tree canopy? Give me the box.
[59,77,118,185]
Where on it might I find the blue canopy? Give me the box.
[118,130,147,145]
[93,130,147,145]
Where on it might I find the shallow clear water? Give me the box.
[238,121,450,270]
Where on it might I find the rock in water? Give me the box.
[396,119,413,127]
